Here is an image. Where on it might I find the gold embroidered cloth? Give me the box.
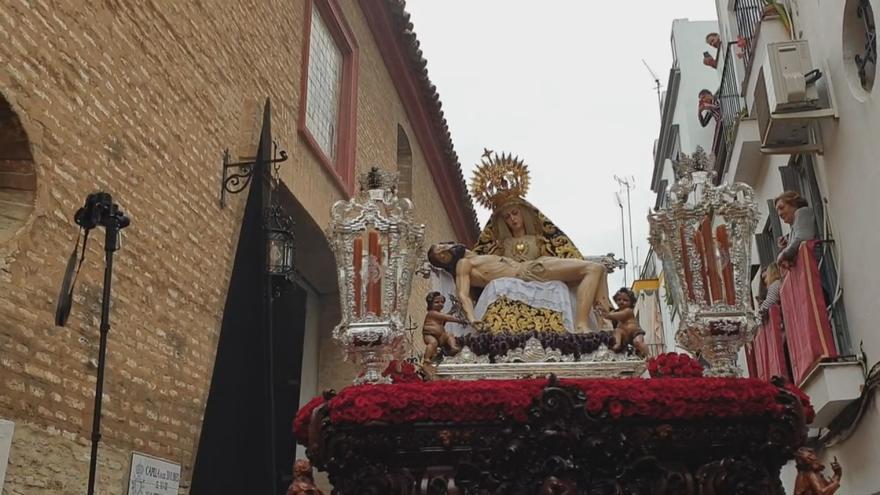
[481,296,566,334]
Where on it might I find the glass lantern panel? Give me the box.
[352,228,387,318]
[267,231,285,275]
[283,237,295,274]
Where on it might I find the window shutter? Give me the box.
[767,199,783,241]
[755,232,775,267]
[778,165,801,194]
[654,179,669,209]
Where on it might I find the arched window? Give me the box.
[396,125,413,200]
[0,96,36,244]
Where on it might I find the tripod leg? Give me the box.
[86,231,116,495]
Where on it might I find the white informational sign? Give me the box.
[0,419,14,489]
[127,452,181,495]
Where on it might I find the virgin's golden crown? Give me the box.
[470,149,531,210]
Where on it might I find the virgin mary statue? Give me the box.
[461,150,617,333]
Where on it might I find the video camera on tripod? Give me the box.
[74,192,130,232]
[56,191,132,495]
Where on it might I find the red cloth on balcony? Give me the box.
[780,240,837,385]
[753,305,789,381]
[745,342,759,378]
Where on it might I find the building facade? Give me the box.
[707,0,880,492]
[0,1,477,493]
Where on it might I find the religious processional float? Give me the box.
[292,149,814,494]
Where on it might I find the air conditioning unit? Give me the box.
[754,40,836,153]
[765,41,820,112]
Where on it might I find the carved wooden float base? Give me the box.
[301,376,808,494]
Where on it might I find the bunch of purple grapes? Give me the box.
[453,330,616,362]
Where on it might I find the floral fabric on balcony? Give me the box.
[781,240,838,384]
[754,304,790,381]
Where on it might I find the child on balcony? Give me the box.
[758,262,782,316]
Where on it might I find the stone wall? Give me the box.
[0,1,463,493]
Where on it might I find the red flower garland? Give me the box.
[293,377,813,445]
[382,360,422,384]
[647,352,704,378]
[293,395,326,445]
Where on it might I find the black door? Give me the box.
[272,282,307,492]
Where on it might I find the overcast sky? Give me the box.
[406,0,718,288]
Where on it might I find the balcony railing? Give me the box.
[747,241,842,385]
[711,43,744,180]
[734,0,765,73]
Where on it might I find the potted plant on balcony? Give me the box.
[762,0,793,38]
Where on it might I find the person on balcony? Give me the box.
[774,191,817,268]
[698,89,722,156]
[705,32,721,49]
[703,51,718,69]
[758,262,782,316]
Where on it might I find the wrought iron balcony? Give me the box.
[734,0,765,74]
[710,43,745,180]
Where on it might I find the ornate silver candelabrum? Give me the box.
[648,148,759,377]
[328,168,425,384]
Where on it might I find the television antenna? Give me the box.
[614,175,637,284]
[641,59,664,114]
[614,192,627,286]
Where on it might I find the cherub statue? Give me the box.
[422,291,465,365]
[595,287,647,356]
[794,447,842,495]
[287,459,323,495]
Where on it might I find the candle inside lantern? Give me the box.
[715,225,736,305]
[367,231,382,315]
[693,229,711,305]
[680,225,696,302]
[699,216,723,304]
[353,237,363,317]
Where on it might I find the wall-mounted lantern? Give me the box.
[264,203,295,277]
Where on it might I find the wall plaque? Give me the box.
[127,452,180,495]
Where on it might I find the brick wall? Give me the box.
[0,1,462,493]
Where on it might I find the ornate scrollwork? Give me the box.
[219,148,289,207]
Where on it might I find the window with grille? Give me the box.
[305,9,343,160]
[298,0,358,195]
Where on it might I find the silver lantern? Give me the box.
[328,168,425,384]
[648,147,759,377]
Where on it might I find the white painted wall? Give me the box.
[782,1,880,491]
[295,287,321,461]
[714,0,880,491]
